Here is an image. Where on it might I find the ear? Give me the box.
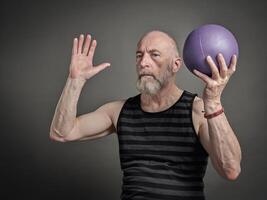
[172,57,182,73]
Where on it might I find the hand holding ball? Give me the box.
[183,24,239,77]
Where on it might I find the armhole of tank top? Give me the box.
[115,96,135,134]
[190,93,201,141]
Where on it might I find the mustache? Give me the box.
[138,73,156,79]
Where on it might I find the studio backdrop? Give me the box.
[0,0,266,199]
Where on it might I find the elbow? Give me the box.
[225,169,241,181]
[214,157,241,181]
[223,164,241,181]
[49,129,67,142]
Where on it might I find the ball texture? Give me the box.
[183,24,239,76]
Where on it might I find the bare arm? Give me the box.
[49,33,113,142]
[193,98,241,180]
[193,54,242,180]
[49,76,85,142]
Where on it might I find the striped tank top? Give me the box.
[117,90,209,200]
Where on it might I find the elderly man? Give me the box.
[50,30,241,200]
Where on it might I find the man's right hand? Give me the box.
[69,34,111,81]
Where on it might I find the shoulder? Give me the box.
[98,99,126,115]
[182,90,204,115]
[111,100,127,112]
[95,100,125,132]
[191,96,206,135]
[100,93,139,114]
[192,96,205,114]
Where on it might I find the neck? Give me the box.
[140,82,183,112]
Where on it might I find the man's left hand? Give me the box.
[193,53,237,112]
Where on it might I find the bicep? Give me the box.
[192,97,211,154]
[64,103,115,141]
[198,120,211,154]
[192,97,212,154]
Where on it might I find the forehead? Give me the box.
[137,32,172,52]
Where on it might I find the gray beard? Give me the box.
[136,65,174,95]
[136,76,162,95]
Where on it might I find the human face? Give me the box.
[136,32,175,95]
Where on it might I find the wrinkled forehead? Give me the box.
[137,33,173,53]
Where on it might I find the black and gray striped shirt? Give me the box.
[117,90,209,200]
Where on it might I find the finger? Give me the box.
[92,62,111,74]
[88,39,97,60]
[193,69,211,84]
[206,56,220,79]
[217,53,228,78]
[78,34,84,54]
[82,34,91,55]
[228,54,237,75]
[72,38,78,55]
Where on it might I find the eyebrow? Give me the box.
[136,49,161,54]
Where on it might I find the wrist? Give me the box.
[66,75,86,92]
[68,74,87,84]
[204,107,224,119]
[203,99,222,114]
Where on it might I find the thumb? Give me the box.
[84,62,111,78]
[93,63,111,74]
[193,69,210,84]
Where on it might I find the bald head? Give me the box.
[137,30,180,57]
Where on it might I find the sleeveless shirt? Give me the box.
[117,90,209,200]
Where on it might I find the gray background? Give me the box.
[1,0,266,199]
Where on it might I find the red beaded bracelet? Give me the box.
[204,107,224,119]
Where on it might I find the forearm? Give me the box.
[50,76,86,138]
[205,101,242,179]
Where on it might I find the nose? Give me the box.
[139,53,151,69]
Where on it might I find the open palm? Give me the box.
[69,34,110,80]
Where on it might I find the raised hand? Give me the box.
[193,53,237,103]
[69,34,110,80]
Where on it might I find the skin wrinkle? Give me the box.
[50,30,241,181]
[135,30,181,99]
[207,113,241,179]
[137,30,180,58]
[134,30,241,180]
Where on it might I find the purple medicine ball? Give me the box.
[183,24,239,77]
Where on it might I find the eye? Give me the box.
[136,54,142,59]
[152,53,160,57]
